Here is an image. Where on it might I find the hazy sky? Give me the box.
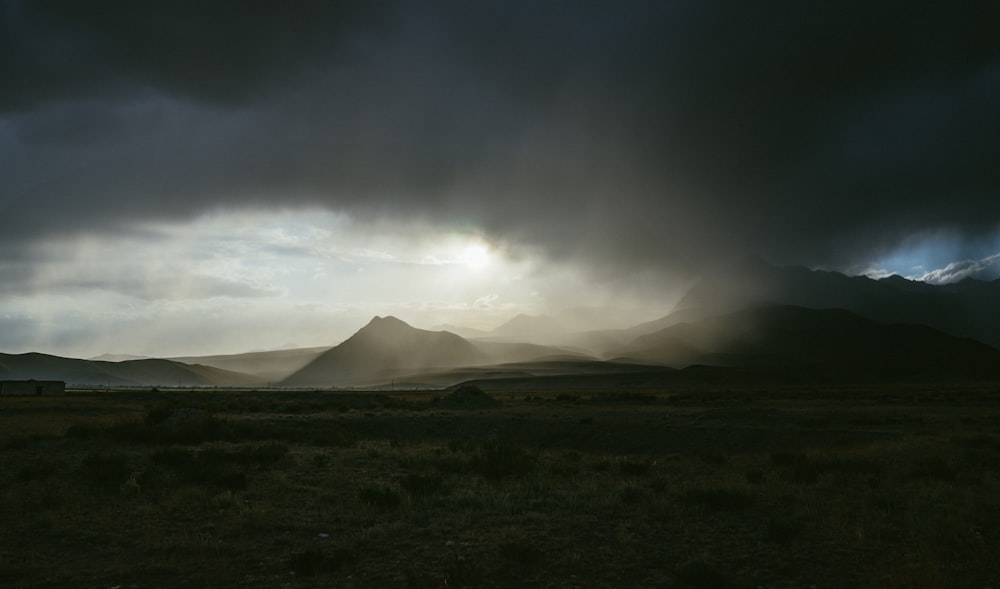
[2,1,999,357]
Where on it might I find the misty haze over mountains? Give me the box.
[3,260,998,389]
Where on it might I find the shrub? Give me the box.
[909,457,957,482]
[472,442,536,480]
[683,488,754,512]
[499,541,542,566]
[16,461,61,482]
[770,451,820,484]
[287,548,352,576]
[618,458,652,476]
[700,452,728,466]
[148,447,253,491]
[444,556,483,587]
[106,411,230,446]
[447,438,475,454]
[80,451,132,492]
[619,484,647,505]
[65,423,101,438]
[765,516,803,545]
[358,484,402,509]
[674,561,737,589]
[400,472,448,498]
[143,403,176,425]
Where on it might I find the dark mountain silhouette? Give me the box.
[280,316,490,387]
[0,352,261,387]
[674,257,1000,349]
[619,304,1000,379]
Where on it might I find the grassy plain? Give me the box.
[1,383,998,588]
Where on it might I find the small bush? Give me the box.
[358,484,402,509]
[674,561,737,589]
[683,488,754,512]
[499,541,542,566]
[700,453,728,466]
[818,457,884,476]
[444,556,483,587]
[400,472,448,497]
[618,458,652,476]
[143,403,176,425]
[287,548,350,576]
[909,457,957,482]
[232,443,289,466]
[770,452,820,484]
[16,461,61,482]
[765,516,803,545]
[447,438,475,454]
[148,447,251,491]
[80,451,132,492]
[472,442,536,480]
[18,484,64,512]
[106,411,230,446]
[65,423,101,439]
[619,484,647,505]
[770,451,809,467]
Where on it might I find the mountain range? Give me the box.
[676,256,1000,349]
[4,259,999,388]
[0,353,259,387]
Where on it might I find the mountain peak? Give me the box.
[363,315,412,331]
[281,314,488,387]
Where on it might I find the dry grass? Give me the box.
[0,386,998,587]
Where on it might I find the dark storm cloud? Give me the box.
[2,0,999,274]
[0,0,392,110]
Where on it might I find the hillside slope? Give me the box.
[619,305,1000,378]
[674,257,1000,348]
[0,353,261,387]
[281,316,489,387]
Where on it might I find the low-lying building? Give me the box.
[0,380,66,396]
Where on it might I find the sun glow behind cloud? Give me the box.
[0,209,578,357]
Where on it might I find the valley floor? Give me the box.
[1,382,998,588]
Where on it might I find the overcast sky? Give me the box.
[2,1,999,357]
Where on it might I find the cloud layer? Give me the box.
[4,2,998,269]
[1,1,999,355]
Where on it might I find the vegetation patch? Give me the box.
[472,442,537,480]
[908,456,957,482]
[286,548,353,576]
[682,488,754,512]
[499,540,543,566]
[358,484,403,509]
[674,560,739,589]
[400,472,449,498]
[2,386,999,587]
[79,451,133,493]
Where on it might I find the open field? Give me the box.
[1,383,999,588]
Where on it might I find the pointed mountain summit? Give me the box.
[281,316,489,387]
